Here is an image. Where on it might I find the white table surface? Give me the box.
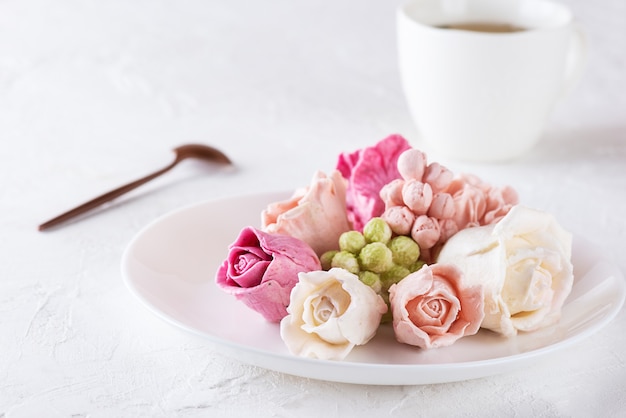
[2,0,625,416]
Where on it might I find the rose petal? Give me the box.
[262,170,351,256]
[336,134,412,230]
[228,254,271,288]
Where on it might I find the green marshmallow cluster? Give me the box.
[320,218,425,298]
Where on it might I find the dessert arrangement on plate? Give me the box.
[214,135,574,361]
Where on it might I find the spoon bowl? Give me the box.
[38,144,232,231]
[173,144,232,165]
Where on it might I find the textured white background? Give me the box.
[1,0,625,416]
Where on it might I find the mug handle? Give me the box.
[560,22,587,99]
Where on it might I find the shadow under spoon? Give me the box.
[38,144,233,231]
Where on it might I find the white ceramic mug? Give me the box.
[397,0,586,162]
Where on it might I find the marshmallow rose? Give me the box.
[437,205,574,337]
[216,227,321,322]
[262,170,351,257]
[280,268,387,360]
[389,264,484,349]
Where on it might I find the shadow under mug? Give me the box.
[397,0,586,162]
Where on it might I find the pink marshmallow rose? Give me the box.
[262,170,351,256]
[215,227,321,322]
[389,264,484,349]
[336,134,412,230]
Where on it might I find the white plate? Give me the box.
[121,191,626,385]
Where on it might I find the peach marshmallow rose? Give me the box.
[389,264,484,349]
[262,170,351,257]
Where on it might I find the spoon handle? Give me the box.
[38,160,178,231]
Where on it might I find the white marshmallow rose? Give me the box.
[437,205,573,337]
[280,268,387,360]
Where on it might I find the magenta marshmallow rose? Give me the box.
[215,226,321,322]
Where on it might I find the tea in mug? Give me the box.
[437,22,527,33]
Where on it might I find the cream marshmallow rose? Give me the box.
[280,268,387,360]
[437,205,573,337]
